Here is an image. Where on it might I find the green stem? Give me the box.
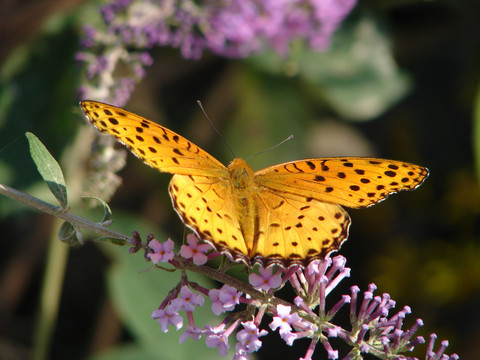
[32,220,68,360]
[0,183,130,242]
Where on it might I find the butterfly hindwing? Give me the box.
[253,190,350,267]
[168,174,250,264]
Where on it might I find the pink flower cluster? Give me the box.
[144,235,459,360]
[147,233,214,266]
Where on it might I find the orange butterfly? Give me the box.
[80,101,429,268]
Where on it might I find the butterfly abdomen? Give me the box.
[227,158,259,256]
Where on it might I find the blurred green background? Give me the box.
[1,1,479,359]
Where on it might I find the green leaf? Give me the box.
[58,221,82,245]
[26,132,67,207]
[82,195,113,225]
[95,237,128,246]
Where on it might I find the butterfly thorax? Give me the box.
[227,158,255,190]
[227,158,257,254]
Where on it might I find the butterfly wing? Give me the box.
[82,101,251,262]
[252,190,350,267]
[255,157,429,209]
[250,157,428,267]
[80,101,226,177]
[168,174,250,264]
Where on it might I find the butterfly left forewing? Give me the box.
[255,157,429,209]
[80,101,226,177]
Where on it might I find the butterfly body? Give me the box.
[81,100,429,268]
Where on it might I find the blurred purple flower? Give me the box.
[77,0,357,104]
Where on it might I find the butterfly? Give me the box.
[80,100,429,268]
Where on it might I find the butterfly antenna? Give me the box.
[197,100,236,158]
[245,134,294,161]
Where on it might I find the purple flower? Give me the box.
[171,285,204,312]
[233,348,249,360]
[179,325,203,344]
[209,284,242,315]
[180,234,213,265]
[151,304,183,332]
[236,321,268,354]
[321,337,339,359]
[204,324,230,356]
[270,304,317,346]
[269,304,301,334]
[248,266,282,291]
[147,238,174,264]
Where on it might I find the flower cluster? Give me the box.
[142,234,459,360]
[77,0,357,104]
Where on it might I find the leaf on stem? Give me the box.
[26,132,67,208]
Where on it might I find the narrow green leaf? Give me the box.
[95,237,128,246]
[82,195,113,225]
[26,132,67,207]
